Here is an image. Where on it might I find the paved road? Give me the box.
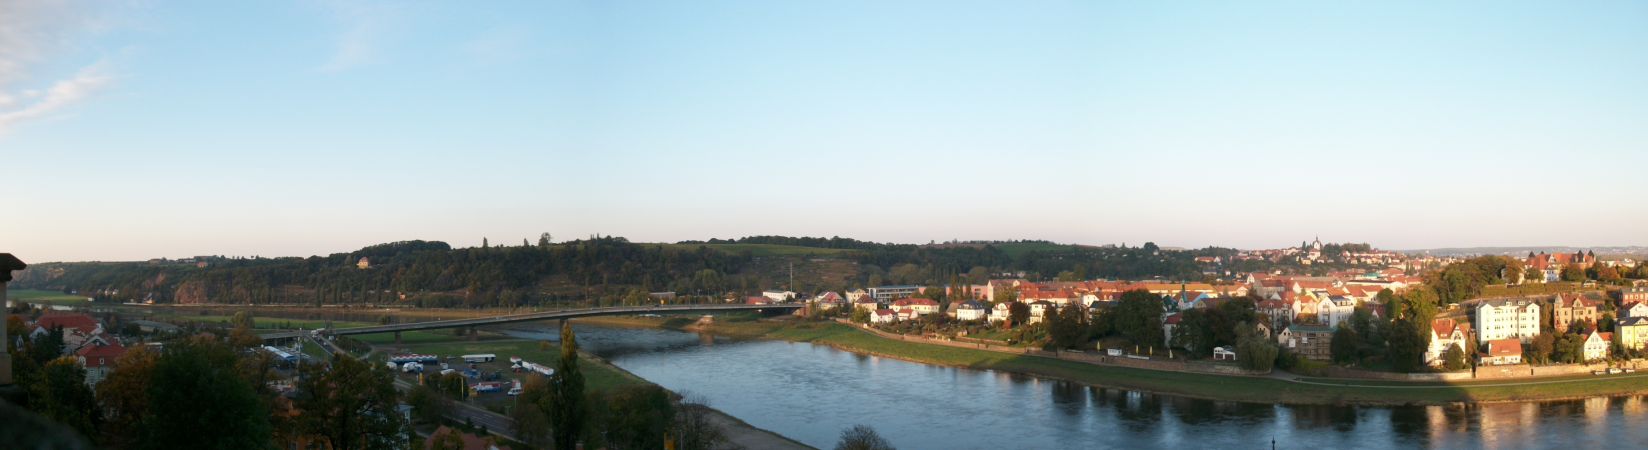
[393,378,520,442]
[263,303,802,340]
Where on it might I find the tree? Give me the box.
[672,399,731,450]
[550,322,587,450]
[1527,333,1556,364]
[1597,266,1623,283]
[538,232,554,248]
[1551,333,1585,364]
[406,384,452,425]
[1599,313,1616,333]
[1331,324,1361,364]
[1007,301,1031,328]
[97,345,159,448]
[1385,318,1427,372]
[139,338,272,450]
[1561,264,1586,282]
[295,353,407,450]
[851,307,871,323]
[1441,344,1468,371]
[510,376,553,448]
[228,323,263,349]
[835,424,896,450]
[1234,322,1278,372]
[1172,309,1214,355]
[1113,290,1165,348]
[594,385,675,450]
[1047,304,1092,349]
[231,311,256,329]
[31,356,100,438]
[1525,267,1543,284]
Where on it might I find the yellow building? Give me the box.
[1619,317,1648,350]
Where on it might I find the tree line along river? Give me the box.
[509,324,1648,450]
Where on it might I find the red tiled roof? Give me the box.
[34,313,100,335]
[1486,339,1522,357]
[1431,319,1457,338]
[77,343,127,368]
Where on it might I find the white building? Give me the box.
[1424,318,1470,368]
[953,301,987,321]
[1475,299,1541,342]
[1320,296,1356,329]
[870,309,896,324]
[762,290,797,303]
[1583,330,1612,362]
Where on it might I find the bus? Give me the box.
[461,354,497,363]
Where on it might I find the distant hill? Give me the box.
[8,235,1375,308]
[1400,246,1648,258]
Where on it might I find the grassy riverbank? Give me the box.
[577,315,1648,406]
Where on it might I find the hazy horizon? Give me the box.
[5,1,1647,262]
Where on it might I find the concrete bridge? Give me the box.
[260,303,803,341]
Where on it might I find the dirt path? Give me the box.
[700,407,815,450]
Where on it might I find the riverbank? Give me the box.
[372,335,812,450]
[574,316,1648,406]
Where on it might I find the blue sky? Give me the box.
[3,1,1647,262]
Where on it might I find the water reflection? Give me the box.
[558,324,1648,450]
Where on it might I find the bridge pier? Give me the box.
[468,326,478,341]
[394,331,402,345]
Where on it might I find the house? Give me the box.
[1028,301,1054,324]
[871,309,897,324]
[1583,330,1613,362]
[896,308,918,321]
[845,289,870,302]
[1619,317,1648,351]
[426,425,500,450]
[812,292,845,310]
[1551,294,1599,333]
[953,301,987,321]
[762,290,797,303]
[1480,339,1523,365]
[1616,287,1648,304]
[1163,313,1183,347]
[1424,318,1471,368]
[1276,324,1334,361]
[1256,299,1295,330]
[356,257,370,269]
[75,342,127,386]
[852,298,879,311]
[989,302,1013,323]
[890,298,940,316]
[866,285,922,301]
[1475,299,1541,342]
[1621,301,1648,320]
[30,313,106,354]
[1320,296,1356,329]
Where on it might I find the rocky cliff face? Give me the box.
[173,280,210,304]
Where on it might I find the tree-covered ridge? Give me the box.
[13,236,1362,308]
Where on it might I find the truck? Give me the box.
[462,354,497,363]
[472,381,504,394]
[507,380,523,396]
[401,363,423,374]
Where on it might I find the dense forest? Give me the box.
[12,236,1337,308]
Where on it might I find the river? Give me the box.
[537,324,1648,450]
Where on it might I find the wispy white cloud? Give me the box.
[0,0,120,133]
[0,63,112,131]
[313,0,407,72]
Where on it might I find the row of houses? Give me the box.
[19,312,130,386]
